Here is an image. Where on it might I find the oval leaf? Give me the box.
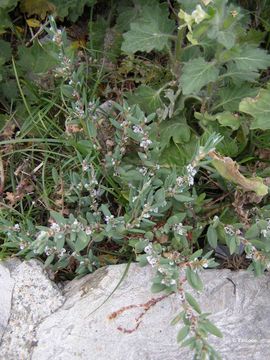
[177,325,189,343]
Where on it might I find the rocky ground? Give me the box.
[1,260,270,360]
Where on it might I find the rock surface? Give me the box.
[0,262,14,341]
[1,260,270,360]
[0,260,64,360]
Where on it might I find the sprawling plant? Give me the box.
[1,1,270,359]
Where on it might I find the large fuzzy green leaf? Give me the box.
[181,57,219,95]
[215,85,258,111]
[232,46,270,72]
[121,4,174,53]
[116,0,156,32]
[159,116,191,149]
[17,41,58,76]
[239,85,270,130]
[223,63,260,82]
[126,85,162,114]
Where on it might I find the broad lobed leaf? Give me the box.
[239,84,270,130]
[121,4,174,54]
[181,57,219,95]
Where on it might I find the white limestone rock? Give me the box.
[0,260,65,360]
[0,262,15,341]
[31,264,270,360]
[1,260,270,360]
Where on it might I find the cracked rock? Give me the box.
[1,261,270,360]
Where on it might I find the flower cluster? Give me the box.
[144,243,160,267]
[186,164,197,186]
[172,223,187,236]
[260,218,270,238]
[157,265,178,287]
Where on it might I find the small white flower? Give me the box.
[261,229,268,237]
[104,215,114,224]
[132,125,144,134]
[82,161,89,171]
[147,256,158,267]
[13,224,20,232]
[50,223,61,233]
[186,164,197,186]
[157,266,166,274]
[139,167,148,176]
[176,176,185,187]
[45,246,52,256]
[224,226,235,236]
[59,248,66,258]
[179,293,185,301]
[144,244,153,254]
[132,196,138,203]
[161,278,170,286]
[186,164,197,177]
[85,227,92,235]
[185,310,193,320]
[143,213,150,219]
[52,29,62,43]
[173,223,186,236]
[140,139,152,150]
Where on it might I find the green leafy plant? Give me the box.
[1,1,270,359]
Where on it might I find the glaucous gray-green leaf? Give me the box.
[201,319,223,338]
[177,326,189,343]
[185,292,202,314]
[75,230,90,252]
[207,225,218,248]
[185,267,203,291]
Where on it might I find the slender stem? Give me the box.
[175,27,185,63]
[12,57,33,120]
